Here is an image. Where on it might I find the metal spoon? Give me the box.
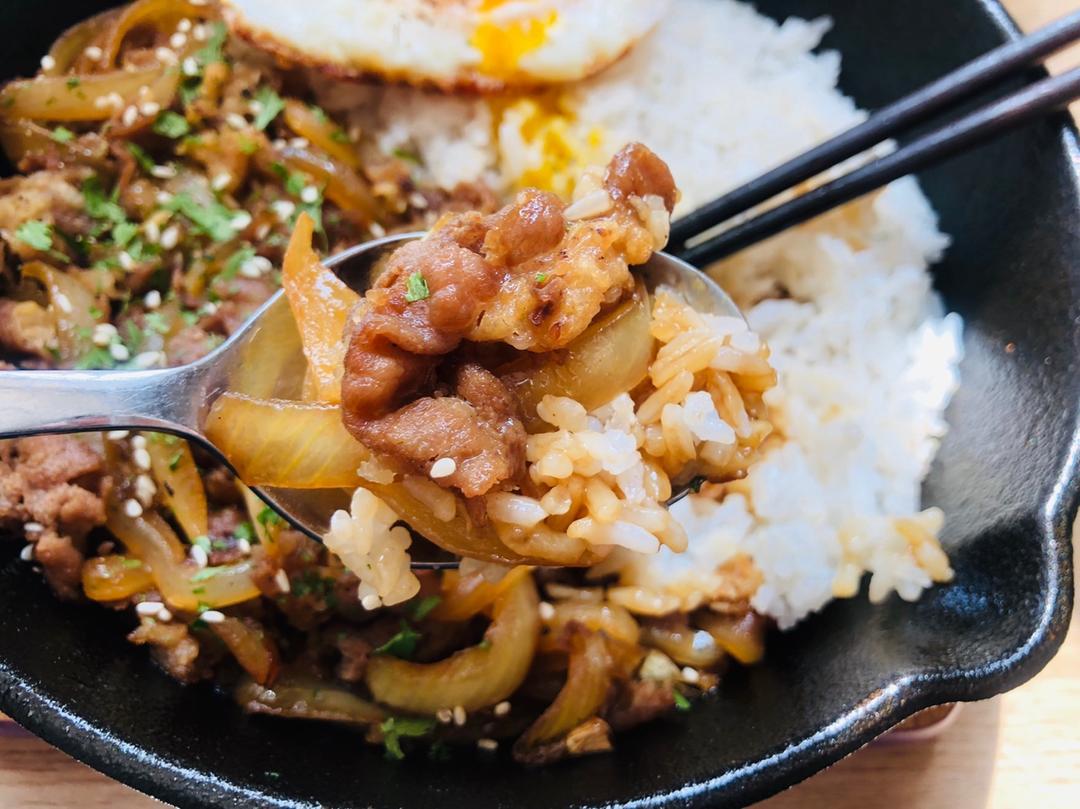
[0,235,741,563]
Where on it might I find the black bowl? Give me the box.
[1,1,1077,807]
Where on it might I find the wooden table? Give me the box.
[1,0,1076,806]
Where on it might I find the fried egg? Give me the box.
[222,0,667,92]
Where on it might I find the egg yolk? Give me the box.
[471,1,558,80]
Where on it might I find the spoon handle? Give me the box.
[0,365,207,441]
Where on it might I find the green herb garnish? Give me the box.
[253,86,285,131]
[380,716,435,761]
[125,142,156,173]
[221,244,256,280]
[404,272,429,302]
[233,522,255,542]
[375,621,422,660]
[50,125,75,143]
[192,535,212,553]
[82,176,127,227]
[534,272,549,285]
[195,21,228,67]
[112,220,139,248]
[167,451,183,471]
[15,220,53,251]
[330,129,350,144]
[122,558,143,569]
[190,566,227,582]
[257,506,283,529]
[164,192,237,242]
[153,110,191,139]
[66,77,80,90]
[410,595,441,622]
[673,691,692,712]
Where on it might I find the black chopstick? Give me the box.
[668,9,1080,259]
[676,66,1080,267]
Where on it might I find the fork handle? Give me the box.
[0,365,207,441]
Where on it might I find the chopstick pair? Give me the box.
[668,10,1080,267]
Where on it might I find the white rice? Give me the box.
[318,0,963,628]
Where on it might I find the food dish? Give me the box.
[0,0,1075,803]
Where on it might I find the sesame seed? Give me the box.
[289,137,309,149]
[84,45,103,61]
[274,569,291,593]
[169,32,187,50]
[136,601,164,617]
[225,112,248,130]
[19,545,34,562]
[137,85,152,99]
[160,224,181,250]
[200,609,226,624]
[190,0,209,7]
[192,23,208,41]
[200,301,219,316]
[117,250,135,271]
[121,105,139,128]
[493,701,511,717]
[211,172,232,191]
[139,101,160,117]
[248,99,264,115]
[94,96,110,109]
[435,708,453,724]
[150,164,177,179]
[272,138,287,150]
[155,47,178,65]
[236,538,252,555]
[369,222,386,239]
[181,56,199,77]
[429,457,456,479]
[133,447,152,471]
[40,55,56,71]
[132,350,164,369]
[270,200,295,221]
[538,601,555,621]
[92,323,118,347]
[123,498,143,518]
[409,192,429,210]
[144,221,161,244]
[230,211,253,230]
[190,544,209,568]
[106,92,124,109]
[144,290,162,309]
[106,430,130,440]
[299,186,319,204]
[109,342,131,362]
[254,222,271,240]
[131,435,147,449]
[157,608,173,622]
[155,190,174,206]
[23,522,44,533]
[452,705,467,726]
[360,593,381,610]
[53,293,73,314]
[476,739,498,752]
[135,473,156,505]
[681,666,700,684]
[177,18,192,32]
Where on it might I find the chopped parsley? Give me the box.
[167,451,183,471]
[688,476,706,494]
[121,558,143,570]
[144,311,171,335]
[673,690,692,712]
[82,176,127,227]
[164,192,237,242]
[125,142,155,173]
[237,136,258,155]
[221,244,256,280]
[391,146,420,165]
[192,536,212,553]
[534,272,549,285]
[380,716,435,761]
[153,110,190,139]
[15,220,53,251]
[112,220,139,248]
[73,346,115,370]
[190,566,227,583]
[50,125,74,143]
[329,129,350,144]
[409,595,441,622]
[253,86,285,131]
[196,21,228,67]
[257,506,283,529]
[233,521,255,542]
[404,272,429,302]
[65,77,80,90]
[375,621,422,660]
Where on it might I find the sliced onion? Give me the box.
[547,602,640,646]
[226,294,306,401]
[237,674,384,725]
[640,622,724,668]
[44,9,119,75]
[276,145,377,226]
[0,66,178,122]
[144,434,208,542]
[21,261,101,365]
[102,0,212,67]
[282,99,359,169]
[81,555,154,602]
[431,565,533,622]
[365,574,540,713]
[211,617,279,686]
[0,119,110,166]
[281,213,359,404]
[696,611,768,665]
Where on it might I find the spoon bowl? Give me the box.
[0,236,743,562]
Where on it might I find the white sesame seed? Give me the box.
[40,54,56,71]
[200,609,226,624]
[238,259,263,279]
[157,608,173,622]
[53,293,73,314]
[19,545,34,562]
[181,56,199,77]
[681,666,701,684]
[369,222,386,239]
[236,538,252,555]
[177,18,192,32]
[124,498,143,518]
[254,222,271,240]
[136,601,164,617]
[211,172,232,191]
[117,250,135,271]
[106,430,130,441]
[131,435,147,449]
[270,200,295,221]
[360,593,381,610]
[435,708,453,724]
[192,23,208,41]
[299,186,319,204]
[452,705,467,726]
[493,701,511,717]
[144,289,162,309]
[225,112,248,130]
[150,164,177,179]
[110,342,131,362]
[272,138,287,150]
[274,569,291,593]
[132,350,164,370]
[84,45,103,61]
[429,457,456,479]
[135,473,156,505]
[190,544,209,568]
[137,84,152,99]
[230,210,252,230]
[155,47,178,65]
[289,137,309,149]
[409,192,429,210]
[94,96,110,109]
[106,92,124,110]
[476,739,498,752]
[139,101,160,117]
[133,447,152,471]
[92,323,117,346]
[199,301,219,316]
[160,224,181,250]
[121,105,139,128]
[23,522,44,533]
[144,221,161,245]
[156,190,174,206]
[248,99,264,115]
[169,32,187,50]
[538,601,555,621]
